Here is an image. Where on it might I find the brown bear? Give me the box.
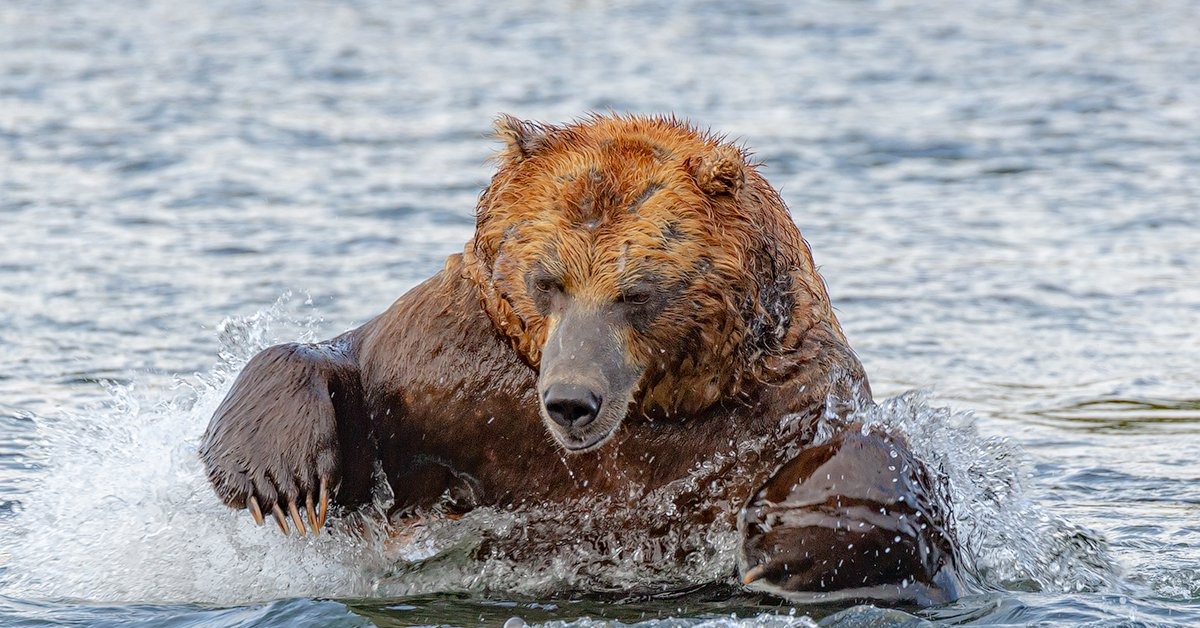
[200,114,946,599]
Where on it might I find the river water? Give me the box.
[1,0,1198,626]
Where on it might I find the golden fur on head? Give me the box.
[465,113,842,415]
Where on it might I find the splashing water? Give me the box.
[0,300,1121,605]
[825,391,1124,596]
[0,295,399,603]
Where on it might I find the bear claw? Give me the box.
[318,477,329,530]
[306,493,319,534]
[742,565,767,585]
[272,504,290,535]
[248,495,265,526]
[289,502,306,537]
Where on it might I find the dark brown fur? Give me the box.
[739,428,962,605]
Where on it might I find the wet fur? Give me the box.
[200,114,876,578]
[739,428,962,605]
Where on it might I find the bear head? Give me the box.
[465,114,842,453]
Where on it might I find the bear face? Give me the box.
[467,115,837,453]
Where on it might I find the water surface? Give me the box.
[1,0,1198,625]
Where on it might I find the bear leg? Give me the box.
[739,427,962,605]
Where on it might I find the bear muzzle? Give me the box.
[536,305,643,453]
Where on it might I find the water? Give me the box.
[1,0,1197,625]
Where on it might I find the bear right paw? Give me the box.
[200,342,357,536]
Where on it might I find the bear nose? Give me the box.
[543,384,602,428]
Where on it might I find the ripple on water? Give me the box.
[1,0,1198,625]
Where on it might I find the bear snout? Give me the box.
[542,383,602,428]
[536,303,643,452]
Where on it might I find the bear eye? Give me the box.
[533,278,556,294]
[620,290,652,305]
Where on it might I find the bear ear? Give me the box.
[493,114,552,164]
[687,145,746,197]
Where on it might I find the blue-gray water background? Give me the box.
[1,1,1198,626]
